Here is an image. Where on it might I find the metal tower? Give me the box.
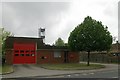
[38,28,45,43]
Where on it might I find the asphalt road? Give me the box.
[2,63,119,79]
[47,69,118,78]
[33,70,118,78]
[34,64,119,78]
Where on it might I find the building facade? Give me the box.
[5,37,79,64]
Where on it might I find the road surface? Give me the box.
[2,63,119,79]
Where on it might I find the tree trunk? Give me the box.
[87,51,90,66]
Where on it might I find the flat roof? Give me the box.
[5,36,69,50]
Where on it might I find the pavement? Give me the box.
[2,62,119,78]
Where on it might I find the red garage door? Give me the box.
[13,42,36,64]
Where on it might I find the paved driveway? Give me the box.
[2,63,118,78]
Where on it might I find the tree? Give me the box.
[55,37,65,46]
[64,43,68,46]
[0,28,13,58]
[68,16,113,66]
[0,28,2,53]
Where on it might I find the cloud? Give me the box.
[59,0,119,43]
[2,2,70,44]
[118,1,120,42]
[2,0,119,44]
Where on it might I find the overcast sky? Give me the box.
[1,0,119,44]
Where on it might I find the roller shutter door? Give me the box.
[13,42,36,64]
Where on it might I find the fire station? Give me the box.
[5,37,79,64]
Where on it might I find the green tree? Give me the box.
[55,37,65,46]
[0,28,13,58]
[68,16,113,66]
[0,28,2,55]
[64,43,68,46]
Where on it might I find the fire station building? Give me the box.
[5,37,79,64]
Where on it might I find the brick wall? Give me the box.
[5,50,13,64]
[5,49,79,64]
[37,50,52,64]
[68,52,79,63]
[37,50,79,64]
[37,50,64,64]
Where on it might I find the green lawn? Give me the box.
[0,64,13,74]
[38,63,105,70]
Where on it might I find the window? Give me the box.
[26,54,30,56]
[41,56,45,59]
[26,50,29,53]
[54,51,61,58]
[15,54,19,56]
[20,54,24,56]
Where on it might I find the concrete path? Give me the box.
[2,63,118,78]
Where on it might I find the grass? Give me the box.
[38,63,105,70]
[0,64,13,74]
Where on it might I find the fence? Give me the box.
[79,52,119,63]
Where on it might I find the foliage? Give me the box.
[0,28,13,58]
[0,28,2,54]
[64,43,68,46]
[68,16,113,66]
[55,37,65,46]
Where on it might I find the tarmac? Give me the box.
[2,62,118,78]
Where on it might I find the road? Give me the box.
[33,63,119,78]
[2,63,119,79]
[41,69,118,78]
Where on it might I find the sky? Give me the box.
[119,1,120,43]
[1,0,119,44]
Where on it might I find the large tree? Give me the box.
[55,37,65,46]
[68,16,112,66]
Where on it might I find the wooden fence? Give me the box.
[79,52,119,63]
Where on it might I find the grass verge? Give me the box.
[38,63,105,70]
[0,64,13,74]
